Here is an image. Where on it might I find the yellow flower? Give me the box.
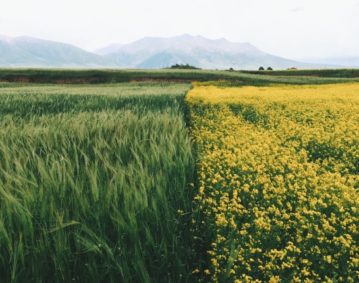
[188,83,359,282]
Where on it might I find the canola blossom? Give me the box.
[187,83,359,282]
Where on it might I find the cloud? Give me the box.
[290,7,304,13]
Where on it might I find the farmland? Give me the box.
[0,68,359,85]
[0,82,194,282]
[187,83,358,282]
[0,70,358,282]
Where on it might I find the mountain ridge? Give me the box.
[0,34,353,69]
[0,35,115,67]
[97,34,305,69]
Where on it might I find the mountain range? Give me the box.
[0,34,357,69]
[96,34,307,69]
[299,56,359,68]
[0,36,114,67]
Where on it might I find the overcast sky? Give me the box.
[1,0,358,59]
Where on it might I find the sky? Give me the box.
[1,0,358,59]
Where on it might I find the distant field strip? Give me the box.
[187,83,359,282]
[0,83,194,282]
[1,69,359,85]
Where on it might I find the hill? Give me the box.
[0,34,340,69]
[0,36,114,67]
[97,34,318,70]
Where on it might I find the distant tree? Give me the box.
[259,66,265,71]
[228,67,234,71]
[267,67,273,71]
[168,64,199,70]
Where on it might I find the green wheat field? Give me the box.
[0,69,358,282]
[0,81,195,282]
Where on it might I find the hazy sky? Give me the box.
[1,0,358,59]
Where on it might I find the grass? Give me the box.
[242,68,359,78]
[0,68,359,85]
[0,82,195,282]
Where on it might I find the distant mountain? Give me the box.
[96,43,124,56]
[0,34,341,69]
[97,34,314,70]
[0,36,114,67]
[302,57,359,68]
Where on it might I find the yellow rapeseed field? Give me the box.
[187,83,359,282]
